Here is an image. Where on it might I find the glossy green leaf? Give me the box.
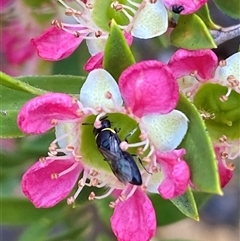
[170,188,199,221]
[196,4,221,30]
[0,72,46,95]
[1,198,65,225]
[193,83,240,141]
[0,75,86,138]
[103,20,135,80]
[170,14,217,49]
[177,94,222,194]
[150,191,210,225]
[213,0,240,19]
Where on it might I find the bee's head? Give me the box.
[93,117,111,135]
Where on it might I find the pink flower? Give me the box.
[111,188,156,241]
[31,0,169,61]
[168,49,218,99]
[18,60,189,241]
[163,0,208,14]
[0,0,40,75]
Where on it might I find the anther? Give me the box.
[228,163,235,170]
[150,0,157,3]
[51,173,59,179]
[95,30,102,38]
[78,178,85,187]
[88,192,95,201]
[105,91,112,99]
[74,31,81,37]
[39,157,46,163]
[190,70,198,76]
[219,135,227,142]
[219,60,226,67]
[67,196,75,205]
[109,201,116,208]
[185,91,192,98]
[65,8,74,16]
[152,166,158,173]
[219,95,228,102]
[66,145,75,151]
[51,119,58,125]
[89,169,98,176]
[227,75,239,87]
[51,19,63,29]
[221,152,228,159]
[137,147,144,155]
[90,178,99,186]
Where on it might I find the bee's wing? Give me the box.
[99,146,133,184]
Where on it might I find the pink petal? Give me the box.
[215,146,234,188]
[22,158,83,208]
[163,0,207,14]
[119,60,179,117]
[111,188,156,241]
[123,31,133,46]
[84,52,104,72]
[2,23,36,64]
[17,93,80,134]
[168,49,218,81]
[31,26,83,61]
[156,149,190,199]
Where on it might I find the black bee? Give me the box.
[93,117,142,186]
[172,5,184,14]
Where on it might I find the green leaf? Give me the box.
[151,191,211,226]
[170,14,217,49]
[196,4,221,30]
[1,198,65,225]
[177,94,222,195]
[103,20,135,80]
[0,75,86,138]
[193,83,240,141]
[213,0,240,19]
[0,72,46,95]
[170,188,199,221]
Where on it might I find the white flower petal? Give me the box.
[131,0,168,39]
[140,110,188,152]
[214,52,240,93]
[86,37,107,56]
[80,69,123,110]
[144,169,164,193]
[55,123,78,151]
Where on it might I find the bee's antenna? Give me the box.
[82,122,93,126]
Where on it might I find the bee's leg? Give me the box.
[131,154,151,174]
[125,125,139,142]
[114,127,121,133]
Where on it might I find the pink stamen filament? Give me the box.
[55,162,80,178]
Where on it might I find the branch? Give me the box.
[210,23,240,45]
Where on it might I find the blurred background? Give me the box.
[1,0,239,240]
